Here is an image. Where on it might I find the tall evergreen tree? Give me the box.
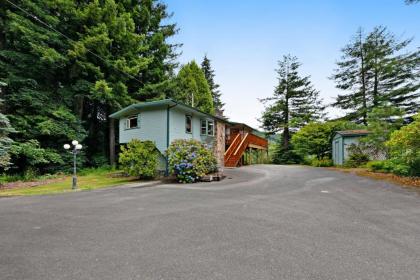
[0,0,179,173]
[332,26,420,124]
[260,55,324,162]
[201,55,224,117]
[0,0,86,173]
[171,61,214,114]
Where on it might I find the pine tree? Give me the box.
[201,55,224,117]
[331,28,370,124]
[260,55,324,162]
[332,26,420,124]
[0,0,86,173]
[0,0,179,173]
[171,61,214,114]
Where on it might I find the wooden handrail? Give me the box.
[224,133,241,156]
[247,133,268,148]
[234,133,249,155]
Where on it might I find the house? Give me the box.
[109,99,268,174]
[332,130,370,165]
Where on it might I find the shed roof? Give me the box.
[109,98,228,123]
[335,129,370,137]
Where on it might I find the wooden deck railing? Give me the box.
[224,132,268,167]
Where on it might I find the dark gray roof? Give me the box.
[335,130,370,137]
[109,99,228,123]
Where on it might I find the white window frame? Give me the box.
[185,114,192,134]
[207,120,214,136]
[200,119,207,135]
[126,114,139,129]
[200,119,214,136]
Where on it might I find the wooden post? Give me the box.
[109,118,116,167]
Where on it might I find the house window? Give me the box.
[207,120,214,136]
[200,119,214,136]
[185,115,192,134]
[126,115,139,129]
[201,119,207,135]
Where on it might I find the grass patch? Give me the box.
[0,169,140,196]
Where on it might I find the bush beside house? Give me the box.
[167,139,217,183]
[118,139,159,179]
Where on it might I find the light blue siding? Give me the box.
[332,134,364,165]
[169,107,215,147]
[119,107,167,153]
[332,134,343,165]
[343,136,361,161]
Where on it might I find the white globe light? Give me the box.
[75,144,83,150]
[63,144,71,150]
[72,140,79,146]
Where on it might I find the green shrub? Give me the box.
[311,158,333,167]
[367,160,391,172]
[386,113,420,177]
[118,139,159,179]
[344,143,370,167]
[166,139,217,183]
[367,160,411,176]
[90,154,109,168]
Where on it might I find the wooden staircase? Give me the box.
[224,133,268,167]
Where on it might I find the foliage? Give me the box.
[363,106,404,157]
[118,139,159,179]
[271,135,302,164]
[166,139,217,183]
[0,0,179,174]
[170,61,214,114]
[291,120,362,160]
[344,143,371,167]
[0,98,14,169]
[310,158,333,167]
[331,26,420,124]
[366,160,411,176]
[9,140,63,173]
[386,114,420,176]
[260,55,324,163]
[201,55,224,117]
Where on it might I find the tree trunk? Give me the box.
[282,126,290,150]
[360,32,368,125]
[373,38,379,107]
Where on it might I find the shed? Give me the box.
[332,130,370,165]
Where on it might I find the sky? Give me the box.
[164,0,420,128]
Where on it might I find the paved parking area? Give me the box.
[1,165,419,279]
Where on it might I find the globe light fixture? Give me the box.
[63,140,83,190]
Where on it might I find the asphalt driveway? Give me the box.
[1,165,419,280]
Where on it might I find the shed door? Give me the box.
[334,140,340,164]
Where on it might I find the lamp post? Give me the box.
[64,140,82,190]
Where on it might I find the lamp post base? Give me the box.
[72,176,77,190]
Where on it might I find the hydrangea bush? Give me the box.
[167,139,217,183]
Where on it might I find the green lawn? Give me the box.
[0,170,139,196]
